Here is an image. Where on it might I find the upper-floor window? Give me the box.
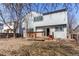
[34,16,43,22]
[55,26,64,31]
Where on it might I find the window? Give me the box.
[34,16,43,22]
[55,26,64,31]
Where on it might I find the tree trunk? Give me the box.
[13,29,16,38]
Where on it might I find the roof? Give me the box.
[43,8,67,15]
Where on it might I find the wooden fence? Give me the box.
[0,33,23,38]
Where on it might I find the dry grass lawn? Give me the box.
[0,38,34,56]
[0,38,79,56]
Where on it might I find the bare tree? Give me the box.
[0,10,12,30]
[62,3,78,39]
[0,3,32,38]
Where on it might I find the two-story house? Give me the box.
[23,9,68,39]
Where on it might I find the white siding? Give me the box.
[36,28,44,32]
[54,28,67,39]
[33,11,68,27]
[50,27,67,39]
[50,28,55,35]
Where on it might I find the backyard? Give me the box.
[0,38,79,56]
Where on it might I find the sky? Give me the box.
[0,3,79,26]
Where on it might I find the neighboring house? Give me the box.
[3,22,14,33]
[73,25,79,33]
[0,23,3,33]
[23,9,68,39]
[70,25,79,40]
